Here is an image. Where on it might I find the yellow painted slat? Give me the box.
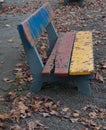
[69,31,94,75]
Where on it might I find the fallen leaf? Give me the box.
[3,77,13,83]
[10,124,21,130]
[93,125,101,130]
[50,110,59,116]
[5,24,11,27]
[6,91,17,101]
[72,110,81,118]
[44,102,53,110]
[26,119,48,130]
[8,39,14,43]
[95,71,104,83]
[42,112,50,118]
[94,40,101,45]
[0,122,5,129]
[99,61,106,69]
[15,63,22,67]
[89,112,97,119]
[70,118,79,123]
[0,113,9,121]
[18,101,29,118]
[62,107,69,112]
[102,126,106,129]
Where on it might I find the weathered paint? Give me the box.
[46,22,58,56]
[69,31,94,75]
[20,2,53,47]
[54,32,75,76]
[42,36,59,76]
[42,32,75,76]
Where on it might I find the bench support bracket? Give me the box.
[30,74,93,96]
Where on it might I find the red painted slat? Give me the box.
[54,32,75,76]
[42,32,75,76]
[42,38,59,76]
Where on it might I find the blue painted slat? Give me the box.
[17,24,32,48]
[21,2,53,47]
[28,16,37,41]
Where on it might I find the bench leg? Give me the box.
[30,74,43,93]
[73,75,92,96]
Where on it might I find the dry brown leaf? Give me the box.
[93,125,101,130]
[15,63,22,67]
[90,121,97,127]
[6,91,17,100]
[10,124,21,130]
[32,100,42,112]
[70,118,79,123]
[0,122,6,129]
[26,119,48,130]
[89,112,97,119]
[10,99,30,121]
[72,110,81,118]
[99,61,106,69]
[94,40,101,45]
[44,102,53,110]
[50,110,59,116]
[10,108,21,121]
[95,71,104,82]
[62,107,69,112]
[82,106,88,111]
[0,113,9,121]
[18,101,29,118]
[42,112,50,118]
[8,39,14,43]
[102,126,106,129]
[3,77,13,83]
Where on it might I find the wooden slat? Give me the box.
[69,31,94,75]
[42,36,60,76]
[54,32,75,76]
[42,32,75,76]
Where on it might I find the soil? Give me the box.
[0,0,106,130]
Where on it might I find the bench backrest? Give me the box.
[17,2,58,75]
[18,2,54,47]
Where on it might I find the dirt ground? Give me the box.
[0,0,106,130]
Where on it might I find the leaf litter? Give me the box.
[0,0,106,129]
[0,92,106,130]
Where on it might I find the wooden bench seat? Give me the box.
[42,32,75,76]
[42,31,94,77]
[17,2,94,96]
[69,31,94,75]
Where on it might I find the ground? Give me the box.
[0,0,106,130]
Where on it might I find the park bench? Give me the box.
[17,2,94,96]
[64,0,84,7]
